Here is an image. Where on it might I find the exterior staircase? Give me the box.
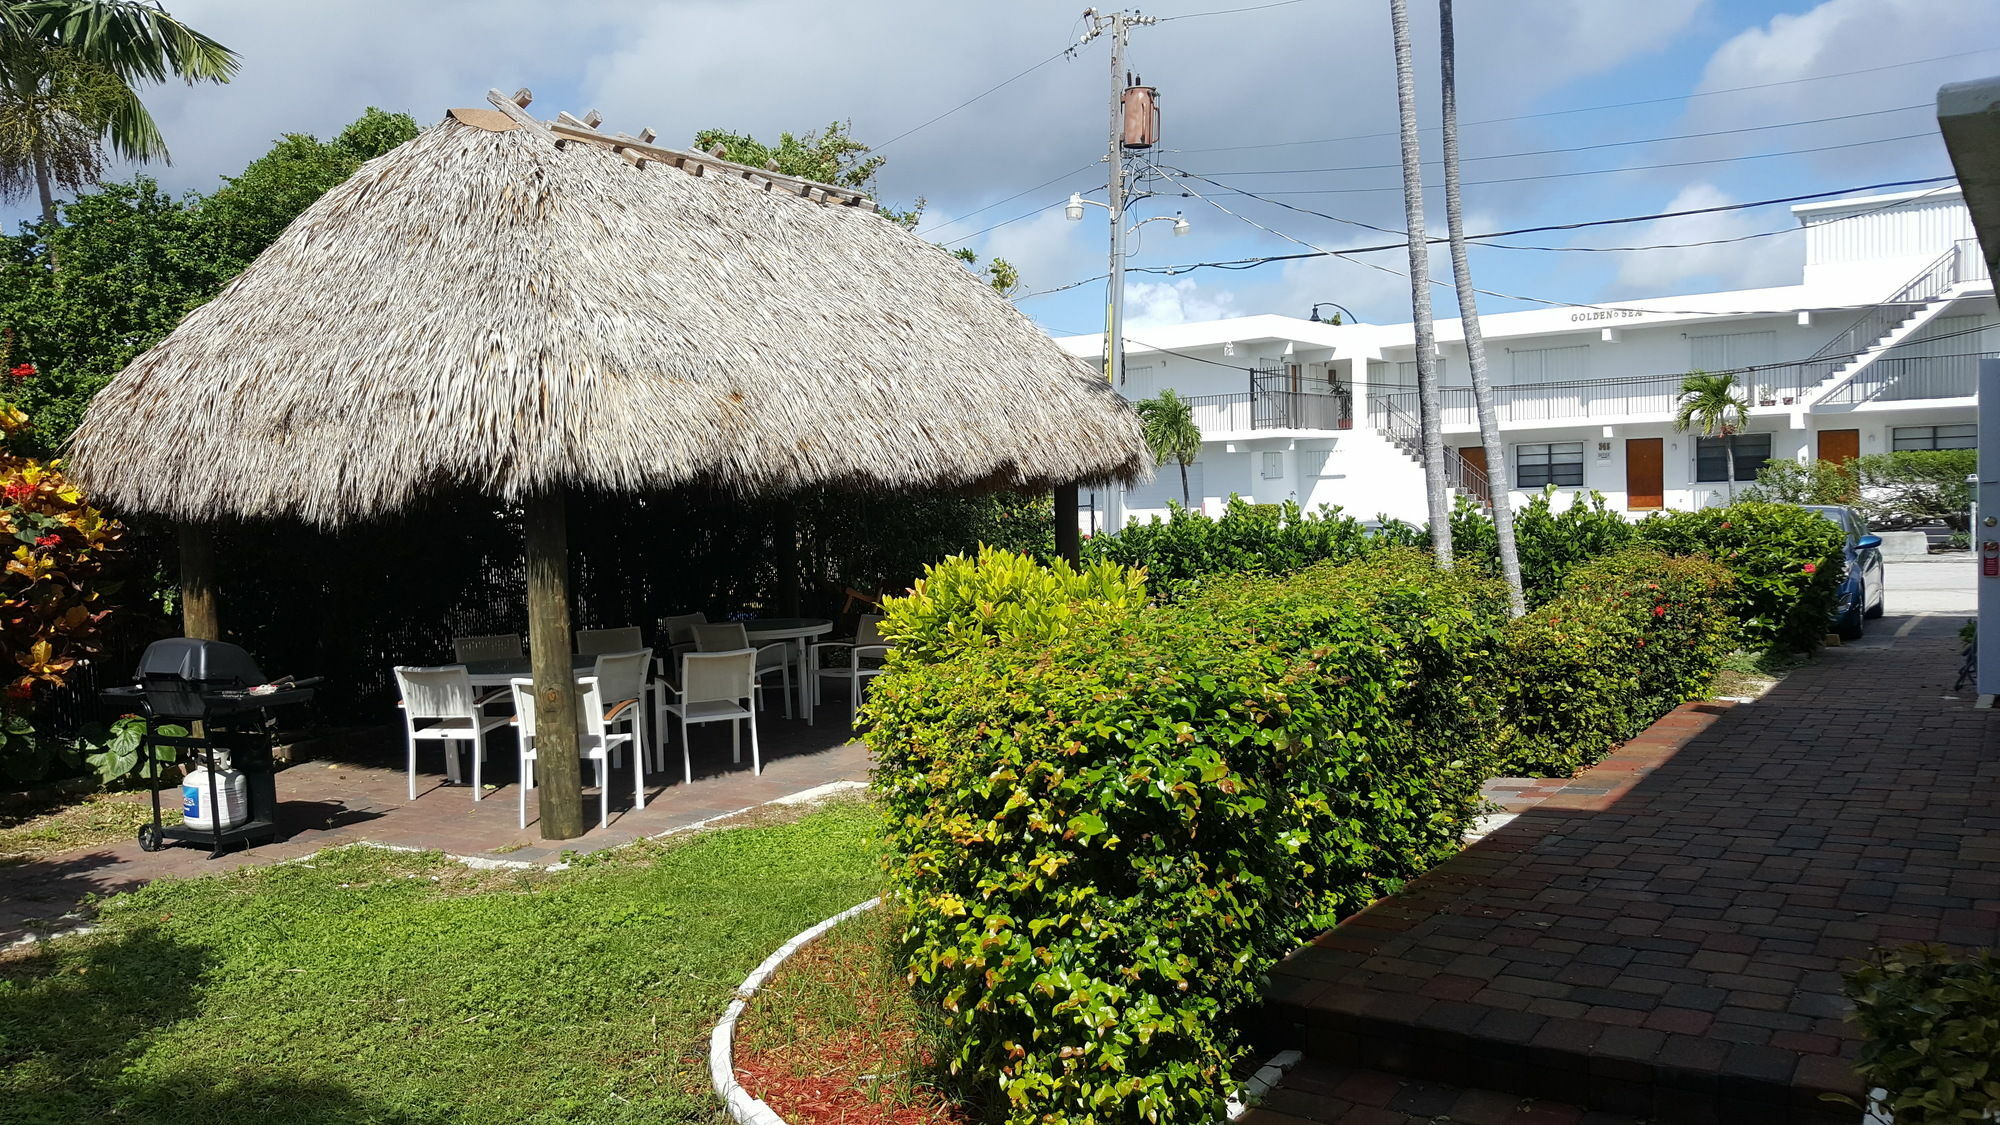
[1796,239,1986,408]
[1367,392,1491,505]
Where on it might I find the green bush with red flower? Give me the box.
[1492,549,1737,777]
[1634,502,1845,656]
[0,363,128,783]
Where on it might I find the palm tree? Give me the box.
[1136,388,1202,505]
[1675,370,1752,501]
[1389,0,1451,563]
[1437,0,1520,614]
[0,1,238,223]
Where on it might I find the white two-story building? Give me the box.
[1058,185,1997,529]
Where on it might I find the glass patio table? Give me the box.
[739,618,833,721]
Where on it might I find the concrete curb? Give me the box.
[709,896,882,1125]
[704,894,1304,1124]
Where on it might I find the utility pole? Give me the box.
[1073,8,1160,537]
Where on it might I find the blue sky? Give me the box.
[22,0,1999,338]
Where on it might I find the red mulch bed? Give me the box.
[732,907,973,1125]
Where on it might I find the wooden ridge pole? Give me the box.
[178,523,220,640]
[525,490,584,840]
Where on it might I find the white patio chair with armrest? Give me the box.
[589,649,652,781]
[661,649,759,785]
[394,665,509,802]
[576,626,643,655]
[692,622,792,719]
[809,613,891,724]
[507,675,638,831]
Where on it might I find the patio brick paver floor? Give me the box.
[1,713,869,946]
[1238,1059,1641,1125]
[1260,613,2000,1123]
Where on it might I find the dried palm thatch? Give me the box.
[67,90,1147,527]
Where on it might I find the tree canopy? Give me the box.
[0,107,417,452]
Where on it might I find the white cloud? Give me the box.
[1123,279,1243,332]
[1611,182,1800,294]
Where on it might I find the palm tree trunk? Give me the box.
[32,151,55,227]
[1724,434,1737,502]
[1390,0,1452,565]
[1179,459,1190,505]
[1438,0,1520,613]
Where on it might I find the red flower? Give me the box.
[1720,521,1731,529]
[3,480,33,502]
[34,533,59,548]
[7,363,34,381]
[5,681,32,700]
[1653,605,1666,617]
[1802,562,1817,574]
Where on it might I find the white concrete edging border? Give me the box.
[709,896,882,1125]
[706,895,1304,1124]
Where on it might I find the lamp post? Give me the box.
[1307,301,1357,325]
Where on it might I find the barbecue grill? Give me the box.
[102,638,320,856]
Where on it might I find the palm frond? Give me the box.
[18,0,238,85]
[96,75,163,162]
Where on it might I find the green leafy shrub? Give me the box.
[1635,502,1844,654]
[1844,945,2000,1124]
[868,549,1504,1124]
[1493,549,1736,776]
[1083,497,1373,598]
[880,545,1148,663]
[1856,449,1977,532]
[1742,457,1859,506]
[1450,487,1638,603]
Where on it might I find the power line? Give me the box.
[1179,46,2000,155]
[1190,103,1928,176]
[1171,168,1961,256]
[874,47,1070,150]
[1157,0,1310,20]
[913,162,1096,238]
[940,185,1103,246]
[1185,132,1938,194]
[1015,174,1963,310]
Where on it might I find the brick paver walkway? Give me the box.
[1,715,868,945]
[1260,614,2000,1123]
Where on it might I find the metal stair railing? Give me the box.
[1772,245,1964,401]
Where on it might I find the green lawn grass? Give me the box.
[0,798,883,1124]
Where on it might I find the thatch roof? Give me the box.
[68,90,1147,527]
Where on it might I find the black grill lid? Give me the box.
[135,638,267,688]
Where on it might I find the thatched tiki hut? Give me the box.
[68,89,1147,840]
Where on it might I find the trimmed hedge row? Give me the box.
[1632,501,1845,655]
[1493,549,1737,776]
[868,549,1504,1124]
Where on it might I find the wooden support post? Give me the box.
[178,523,221,640]
[525,490,585,840]
[1053,484,1081,565]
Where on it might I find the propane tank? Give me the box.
[184,753,250,831]
[1121,83,1160,149]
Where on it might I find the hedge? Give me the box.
[1081,497,1375,598]
[1493,549,1736,776]
[1845,945,2000,1124]
[1634,502,1845,655]
[867,550,1508,1124]
[1449,487,1637,603]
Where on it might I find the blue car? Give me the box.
[1802,505,1885,640]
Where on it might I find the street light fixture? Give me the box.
[1063,194,1188,238]
[1308,301,1357,325]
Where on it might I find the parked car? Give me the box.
[1802,505,1885,640]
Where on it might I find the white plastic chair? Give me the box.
[508,674,639,831]
[451,634,522,662]
[661,649,759,785]
[395,665,510,801]
[576,626,643,655]
[693,622,792,718]
[810,614,891,724]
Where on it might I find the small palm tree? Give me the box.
[1675,370,1752,500]
[1136,388,1202,505]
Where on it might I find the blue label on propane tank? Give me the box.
[182,785,199,819]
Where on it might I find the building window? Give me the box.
[1514,442,1585,488]
[1260,451,1284,479]
[1509,344,1590,384]
[1694,433,1772,482]
[1892,424,1976,451]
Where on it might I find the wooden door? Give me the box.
[1626,438,1664,509]
[1456,446,1491,504]
[1818,429,1860,465]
